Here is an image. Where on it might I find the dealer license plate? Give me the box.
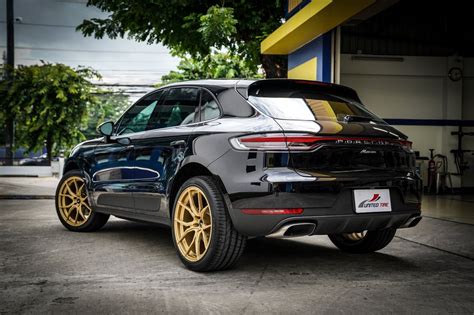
[353,189,392,213]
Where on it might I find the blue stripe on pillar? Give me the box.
[288,31,333,82]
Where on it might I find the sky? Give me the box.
[0,0,180,85]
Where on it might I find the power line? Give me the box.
[16,57,163,63]
[15,60,172,71]
[0,20,78,28]
[0,45,170,54]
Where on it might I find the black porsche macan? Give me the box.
[55,79,422,271]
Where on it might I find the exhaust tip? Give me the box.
[268,222,316,238]
[401,216,422,228]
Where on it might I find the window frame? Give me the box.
[112,86,224,136]
[198,88,223,123]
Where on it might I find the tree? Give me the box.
[78,1,287,78]
[160,53,263,84]
[82,92,130,139]
[0,63,100,163]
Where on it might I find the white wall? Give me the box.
[340,54,469,188]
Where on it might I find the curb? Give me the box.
[0,195,55,200]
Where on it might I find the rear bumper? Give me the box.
[227,187,421,237]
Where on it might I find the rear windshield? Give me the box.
[248,88,383,122]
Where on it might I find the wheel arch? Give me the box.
[168,162,227,217]
[63,160,80,174]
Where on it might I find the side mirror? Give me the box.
[98,121,114,137]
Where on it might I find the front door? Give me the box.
[131,87,201,216]
[91,90,163,213]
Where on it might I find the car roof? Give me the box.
[161,79,360,101]
[161,79,256,93]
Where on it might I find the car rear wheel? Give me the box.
[328,228,396,253]
[172,176,246,271]
[55,170,109,232]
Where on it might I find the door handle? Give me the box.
[170,140,186,147]
[116,137,132,146]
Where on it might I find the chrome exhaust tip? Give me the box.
[267,222,317,238]
[400,216,422,228]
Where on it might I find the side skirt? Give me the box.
[95,208,172,226]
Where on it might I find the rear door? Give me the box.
[131,87,200,216]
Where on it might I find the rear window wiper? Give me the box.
[341,115,375,123]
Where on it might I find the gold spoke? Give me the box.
[66,206,74,218]
[175,219,194,227]
[65,184,76,198]
[77,206,85,220]
[178,201,194,216]
[201,229,209,246]
[185,234,197,255]
[202,224,211,230]
[195,230,202,258]
[187,191,198,216]
[61,201,75,208]
[197,193,203,212]
[177,227,197,244]
[199,205,209,217]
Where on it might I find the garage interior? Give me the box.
[340,0,474,225]
[263,0,474,225]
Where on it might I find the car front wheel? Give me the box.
[55,170,109,232]
[171,176,246,271]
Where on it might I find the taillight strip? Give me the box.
[240,135,411,146]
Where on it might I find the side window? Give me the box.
[116,91,163,135]
[149,88,200,128]
[200,90,221,121]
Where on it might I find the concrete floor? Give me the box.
[0,197,473,313]
[1,177,474,313]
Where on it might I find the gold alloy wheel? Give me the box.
[58,176,92,227]
[174,186,212,262]
[343,231,367,242]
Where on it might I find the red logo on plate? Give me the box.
[359,193,388,208]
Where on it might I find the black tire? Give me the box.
[171,176,247,272]
[328,228,396,253]
[55,170,109,232]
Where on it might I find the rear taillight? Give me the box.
[399,140,413,150]
[229,133,321,151]
[229,133,413,152]
[241,208,304,215]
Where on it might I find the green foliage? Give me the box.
[0,63,100,160]
[197,6,237,49]
[82,92,130,139]
[78,1,285,76]
[160,53,263,84]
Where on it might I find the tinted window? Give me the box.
[150,88,200,127]
[200,90,220,121]
[117,91,163,135]
[248,87,382,122]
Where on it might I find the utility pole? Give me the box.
[4,0,15,165]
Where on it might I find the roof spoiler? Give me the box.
[236,79,362,103]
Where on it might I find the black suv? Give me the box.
[56,79,422,271]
